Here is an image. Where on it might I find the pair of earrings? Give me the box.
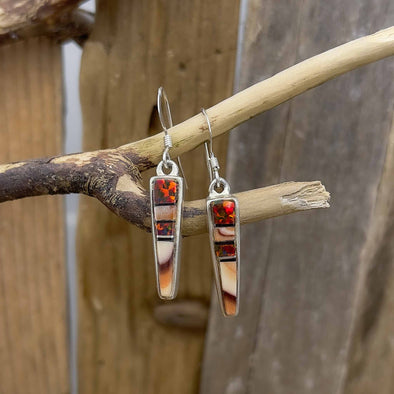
[149,88,240,317]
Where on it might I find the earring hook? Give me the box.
[157,87,173,130]
[201,108,221,187]
[157,87,188,188]
[201,108,214,157]
[157,87,173,165]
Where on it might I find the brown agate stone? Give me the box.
[213,227,235,241]
[156,241,174,297]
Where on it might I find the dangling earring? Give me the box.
[150,88,184,300]
[202,108,240,317]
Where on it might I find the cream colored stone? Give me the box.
[220,262,237,297]
[157,241,174,264]
[154,205,176,220]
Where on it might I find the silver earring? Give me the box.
[202,108,240,317]
[149,88,184,300]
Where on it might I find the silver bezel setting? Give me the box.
[150,174,184,300]
[206,188,240,317]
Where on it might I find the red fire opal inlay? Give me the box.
[214,242,236,257]
[211,200,235,225]
[154,179,178,204]
[156,221,174,236]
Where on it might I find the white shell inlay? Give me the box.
[220,262,237,296]
[157,241,174,264]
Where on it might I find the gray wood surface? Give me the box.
[201,1,394,393]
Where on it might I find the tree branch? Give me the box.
[2,26,393,234]
[182,181,329,236]
[0,153,329,233]
[120,26,394,170]
[0,0,92,46]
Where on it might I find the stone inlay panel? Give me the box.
[153,179,178,204]
[151,177,182,299]
[212,200,235,225]
[156,221,174,237]
[208,198,239,316]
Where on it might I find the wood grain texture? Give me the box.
[201,1,394,393]
[77,1,239,393]
[0,38,68,394]
[342,100,394,393]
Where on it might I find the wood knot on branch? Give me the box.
[0,0,94,46]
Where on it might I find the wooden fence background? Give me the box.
[0,1,393,393]
[0,38,68,394]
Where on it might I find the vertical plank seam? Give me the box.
[0,48,17,394]
[233,0,249,93]
[37,38,57,392]
[0,234,16,394]
[17,39,45,394]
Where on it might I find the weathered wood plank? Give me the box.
[201,1,394,393]
[0,38,68,394]
[77,1,239,393]
[342,96,394,393]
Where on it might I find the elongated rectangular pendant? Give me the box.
[207,196,240,316]
[150,176,183,299]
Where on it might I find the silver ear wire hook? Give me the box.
[201,108,221,188]
[157,87,188,188]
[157,87,173,130]
[157,87,173,168]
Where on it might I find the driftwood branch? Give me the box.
[0,153,330,234]
[123,26,394,168]
[1,26,394,234]
[0,0,93,46]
